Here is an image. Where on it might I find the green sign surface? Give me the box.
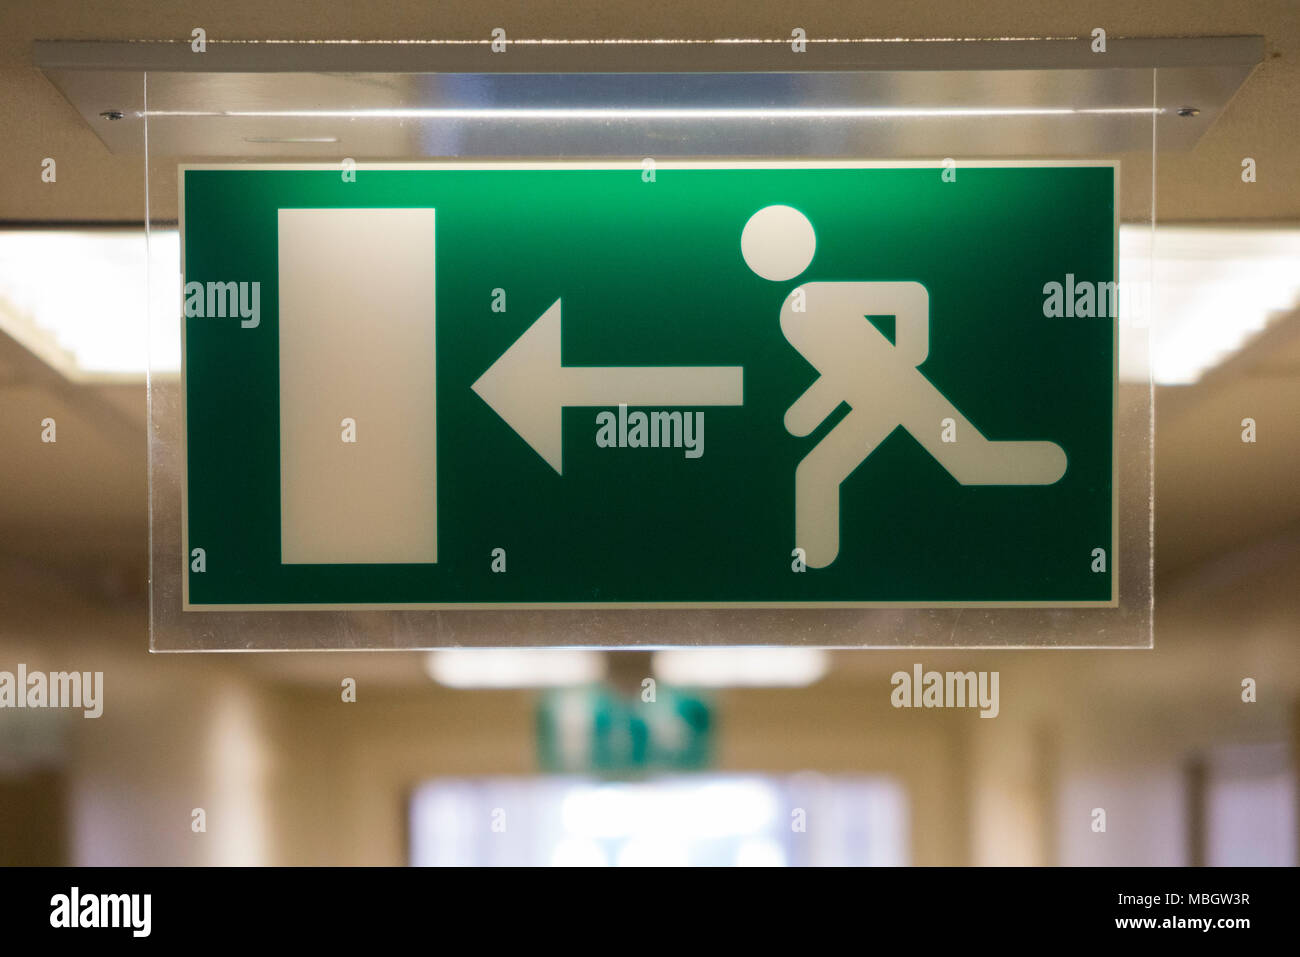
[180,161,1116,609]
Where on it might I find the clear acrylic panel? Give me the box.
[146,45,1156,650]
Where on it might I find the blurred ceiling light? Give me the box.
[652,648,829,687]
[0,228,180,380]
[1123,225,1300,385]
[424,649,606,689]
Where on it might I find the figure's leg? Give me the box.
[900,369,1067,485]
[795,409,896,568]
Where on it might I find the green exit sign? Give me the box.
[536,687,713,774]
[180,161,1116,610]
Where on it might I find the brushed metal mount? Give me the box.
[35,36,1262,158]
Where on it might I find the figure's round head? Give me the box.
[741,205,816,282]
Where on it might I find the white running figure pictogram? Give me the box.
[741,204,1068,569]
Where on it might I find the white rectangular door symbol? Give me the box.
[278,207,438,564]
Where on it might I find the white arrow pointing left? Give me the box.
[471,298,744,474]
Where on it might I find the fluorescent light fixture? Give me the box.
[652,647,829,687]
[1136,226,1300,385]
[0,228,180,380]
[424,649,606,689]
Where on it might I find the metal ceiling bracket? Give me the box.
[34,36,1263,157]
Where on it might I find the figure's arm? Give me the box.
[785,375,841,437]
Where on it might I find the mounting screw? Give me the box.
[1176,106,1201,118]
[99,110,125,121]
